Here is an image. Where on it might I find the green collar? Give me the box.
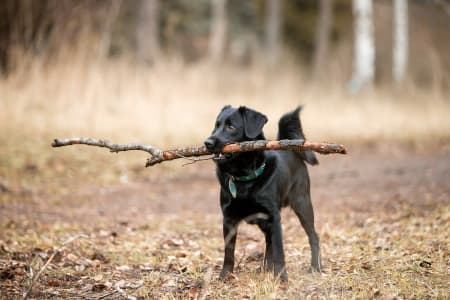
[228,162,266,198]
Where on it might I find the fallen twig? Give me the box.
[52,137,347,167]
[23,234,89,299]
[111,281,144,300]
[96,291,117,300]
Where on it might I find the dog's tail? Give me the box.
[278,106,318,165]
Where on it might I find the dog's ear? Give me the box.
[239,106,268,139]
[216,105,232,119]
[220,105,232,113]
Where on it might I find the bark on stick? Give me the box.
[51,138,347,167]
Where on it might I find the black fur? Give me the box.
[278,106,319,166]
[205,106,322,281]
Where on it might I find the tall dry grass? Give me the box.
[1,53,449,149]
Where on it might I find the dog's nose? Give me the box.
[204,138,216,150]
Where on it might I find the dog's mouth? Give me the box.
[213,153,233,161]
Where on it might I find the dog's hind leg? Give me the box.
[290,194,322,272]
[269,215,288,281]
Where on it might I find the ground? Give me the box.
[0,143,449,299]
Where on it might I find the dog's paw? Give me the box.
[219,270,237,281]
[219,267,235,281]
[276,271,288,283]
[308,264,324,274]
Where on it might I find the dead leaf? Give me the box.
[46,278,61,287]
[66,253,78,261]
[116,265,131,271]
[163,279,176,288]
[176,252,187,258]
[193,251,204,258]
[164,239,184,247]
[93,274,103,281]
[124,280,144,289]
[361,261,372,270]
[91,251,110,263]
[187,240,199,249]
[79,258,94,267]
[188,287,199,298]
[75,265,85,272]
[115,279,126,288]
[140,264,157,271]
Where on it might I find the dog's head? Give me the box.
[204,106,268,156]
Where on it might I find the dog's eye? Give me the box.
[215,122,220,128]
[226,124,236,132]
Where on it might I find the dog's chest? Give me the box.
[221,187,274,220]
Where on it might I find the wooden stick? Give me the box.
[51,137,163,157]
[51,138,347,167]
[146,139,346,166]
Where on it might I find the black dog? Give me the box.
[204,106,322,281]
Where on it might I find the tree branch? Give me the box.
[52,137,164,157]
[51,137,347,167]
[145,139,346,166]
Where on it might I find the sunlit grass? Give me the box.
[1,56,449,149]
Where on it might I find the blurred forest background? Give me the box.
[1,0,450,145]
[1,2,450,298]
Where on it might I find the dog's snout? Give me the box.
[204,138,216,150]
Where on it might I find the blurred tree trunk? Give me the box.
[312,0,334,80]
[349,0,374,93]
[265,0,283,67]
[392,0,408,84]
[97,0,122,59]
[209,0,227,63]
[136,0,160,65]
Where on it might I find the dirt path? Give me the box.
[2,149,449,226]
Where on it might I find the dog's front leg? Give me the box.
[220,219,238,279]
[257,222,274,271]
[271,215,288,282]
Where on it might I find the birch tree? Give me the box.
[313,0,334,80]
[392,0,408,84]
[209,0,228,63]
[349,0,375,92]
[136,0,160,64]
[265,0,283,66]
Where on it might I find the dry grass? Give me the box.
[1,205,449,299]
[1,56,449,149]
